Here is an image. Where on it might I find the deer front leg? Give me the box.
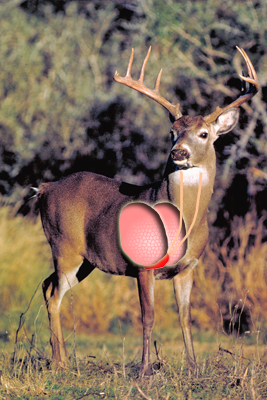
[137,269,155,376]
[173,260,198,367]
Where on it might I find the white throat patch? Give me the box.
[170,166,209,187]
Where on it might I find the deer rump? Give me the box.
[119,202,187,269]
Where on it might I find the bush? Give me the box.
[0,1,266,226]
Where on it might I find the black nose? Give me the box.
[171,148,189,161]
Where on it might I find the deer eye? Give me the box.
[199,131,208,139]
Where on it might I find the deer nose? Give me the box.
[171,148,190,161]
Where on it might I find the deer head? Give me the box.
[114,47,259,171]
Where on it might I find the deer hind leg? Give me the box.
[42,254,95,367]
[173,261,198,367]
[137,269,155,377]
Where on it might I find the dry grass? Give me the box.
[0,205,51,335]
[193,212,267,336]
[1,204,267,398]
[1,203,267,339]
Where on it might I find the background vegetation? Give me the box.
[0,0,267,397]
[1,0,267,222]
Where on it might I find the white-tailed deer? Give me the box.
[36,47,259,376]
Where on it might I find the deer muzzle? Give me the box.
[171,148,190,162]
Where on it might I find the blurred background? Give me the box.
[0,0,267,348]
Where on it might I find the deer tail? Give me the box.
[30,183,52,202]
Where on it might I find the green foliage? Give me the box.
[0,1,170,197]
[141,0,267,223]
[0,0,266,223]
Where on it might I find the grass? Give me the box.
[1,204,267,398]
[1,328,267,399]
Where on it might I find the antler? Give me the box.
[204,47,260,124]
[114,47,182,120]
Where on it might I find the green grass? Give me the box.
[1,305,267,400]
[1,327,267,399]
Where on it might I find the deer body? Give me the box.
[40,166,211,278]
[38,48,259,375]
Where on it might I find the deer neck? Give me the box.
[138,156,215,211]
[158,162,215,211]
[161,152,216,204]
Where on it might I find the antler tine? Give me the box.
[237,46,259,91]
[126,48,134,78]
[139,46,151,83]
[154,68,162,94]
[204,47,260,124]
[137,47,162,93]
[114,48,182,120]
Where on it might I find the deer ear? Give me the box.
[214,108,240,136]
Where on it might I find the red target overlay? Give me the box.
[119,202,186,268]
